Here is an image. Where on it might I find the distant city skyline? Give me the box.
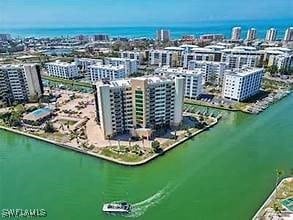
[0,0,292,28]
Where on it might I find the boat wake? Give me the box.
[125,184,174,218]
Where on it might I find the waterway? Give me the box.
[0,95,292,220]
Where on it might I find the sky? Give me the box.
[0,0,292,27]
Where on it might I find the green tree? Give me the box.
[151,140,162,153]
[267,65,278,76]
[44,122,55,133]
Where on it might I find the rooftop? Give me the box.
[89,64,125,70]
[23,108,52,121]
[155,67,202,75]
[225,67,264,77]
[47,60,76,67]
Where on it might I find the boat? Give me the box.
[102,201,132,214]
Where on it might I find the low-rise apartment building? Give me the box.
[46,60,79,79]
[119,51,144,64]
[188,60,227,85]
[155,67,203,99]
[149,49,181,67]
[104,57,138,75]
[89,64,126,82]
[221,46,263,69]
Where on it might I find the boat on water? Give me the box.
[102,201,132,214]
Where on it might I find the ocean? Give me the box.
[0,19,292,39]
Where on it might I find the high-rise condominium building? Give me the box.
[283,27,293,42]
[91,34,109,42]
[94,76,184,138]
[155,67,203,99]
[222,67,264,101]
[0,64,43,106]
[0,34,11,41]
[246,28,257,41]
[157,29,171,42]
[46,61,79,79]
[265,28,277,42]
[231,27,241,41]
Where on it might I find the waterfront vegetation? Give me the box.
[254,176,293,219]
[43,75,92,88]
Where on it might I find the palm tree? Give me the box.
[274,169,284,209]
[107,135,111,147]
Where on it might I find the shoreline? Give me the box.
[185,90,291,115]
[0,118,219,166]
[252,177,293,220]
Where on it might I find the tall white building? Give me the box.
[265,28,277,42]
[188,60,227,85]
[94,76,184,138]
[246,28,257,41]
[46,61,79,79]
[104,57,138,75]
[0,64,43,106]
[0,34,11,41]
[157,29,171,42]
[89,64,126,82]
[149,49,180,67]
[284,27,293,42]
[222,68,264,101]
[155,67,203,99]
[119,51,144,64]
[231,27,241,41]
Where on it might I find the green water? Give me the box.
[1,95,293,220]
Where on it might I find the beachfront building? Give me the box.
[119,51,145,64]
[0,64,43,106]
[222,67,264,101]
[0,34,11,41]
[157,29,170,42]
[283,27,293,42]
[231,27,241,41]
[221,46,263,69]
[265,28,277,42]
[91,34,110,42]
[155,67,203,99]
[46,60,79,79]
[104,57,138,75]
[200,34,225,41]
[246,28,257,41]
[94,76,184,138]
[188,60,227,85]
[149,49,180,67]
[89,64,126,82]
